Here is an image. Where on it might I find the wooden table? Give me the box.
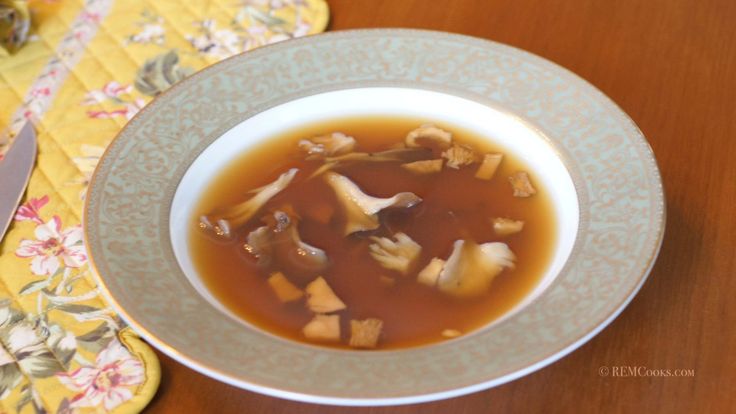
[145,0,736,412]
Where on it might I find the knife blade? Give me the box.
[0,124,37,241]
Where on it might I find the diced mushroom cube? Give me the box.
[302,314,340,341]
[401,159,443,174]
[509,171,537,197]
[492,217,525,236]
[349,318,384,348]
[417,258,446,287]
[267,272,304,303]
[305,276,346,313]
[442,144,478,169]
[475,153,503,180]
[441,329,462,338]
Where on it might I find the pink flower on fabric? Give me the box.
[82,81,132,105]
[58,340,145,411]
[102,81,132,98]
[31,87,51,97]
[15,216,86,275]
[14,195,49,224]
[86,108,128,119]
[80,11,102,23]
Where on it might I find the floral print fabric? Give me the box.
[0,0,328,412]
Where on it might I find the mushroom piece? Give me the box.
[475,153,503,180]
[509,171,537,197]
[309,147,433,180]
[243,210,329,276]
[368,232,422,275]
[267,272,304,303]
[324,172,422,235]
[405,124,453,149]
[298,132,356,158]
[303,314,340,342]
[401,159,443,174]
[442,144,479,169]
[305,276,346,313]
[436,240,516,298]
[200,168,298,236]
[441,329,462,338]
[324,147,432,164]
[492,217,524,236]
[349,318,384,349]
[416,257,446,287]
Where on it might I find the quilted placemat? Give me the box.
[0,0,328,412]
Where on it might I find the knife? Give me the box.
[0,124,37,241]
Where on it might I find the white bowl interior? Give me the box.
[170,87,579,333]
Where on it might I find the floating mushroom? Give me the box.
[199,168,298,236]
[303,314,340,342]
[369,232,422,275]
[475,153,503,180]
[442,144,479,169]
[324,172,422,235]
[492,217,524,236]
[405,124,453,149]
[435,240,515,298]
[349,318,384,349]
[416,257,446,287]
[509,171,537,197]
[401,159,443,174]
[305,276,346,313]
[298,132,356,158]
[244,210,329,276]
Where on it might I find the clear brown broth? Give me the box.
[189,116,557,350]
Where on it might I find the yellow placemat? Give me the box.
[0,0,328,412]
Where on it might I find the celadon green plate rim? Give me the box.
[84,29,665,405]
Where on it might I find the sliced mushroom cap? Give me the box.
[436,240,515,298]
[200,168,298,236]
[324,147,432,164]
[405,124,453,149]
[324,172,422,235]
[401,159,443,174]
[309,147,433,180]
[243,210,329,277]
[368,232,422,275]
[299,132,356,158]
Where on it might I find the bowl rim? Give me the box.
[84,28,666,406]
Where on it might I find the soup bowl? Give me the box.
[84,29,664,405]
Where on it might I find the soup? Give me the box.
[189,116,556,350]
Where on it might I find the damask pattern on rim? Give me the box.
[86,30,664,402]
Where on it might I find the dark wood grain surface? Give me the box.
[145,0,736,412]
